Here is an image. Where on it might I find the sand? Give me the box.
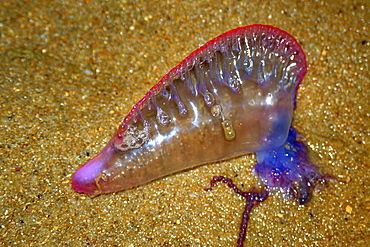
[1,0,369,246]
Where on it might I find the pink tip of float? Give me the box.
[72,159,101,194]
[72,146,114,194]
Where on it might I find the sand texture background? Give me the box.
[1,0,369,246]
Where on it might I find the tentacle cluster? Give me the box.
[206,128,330,246]
[254,127,327,204]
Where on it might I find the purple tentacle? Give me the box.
[206,176,268,247]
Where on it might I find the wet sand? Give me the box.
[1,0,369,246]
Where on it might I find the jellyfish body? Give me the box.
[72,25,310,194]
[72,25,328,246]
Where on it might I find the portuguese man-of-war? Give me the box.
[72,24,330,246]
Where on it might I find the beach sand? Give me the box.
[1,0,369,246]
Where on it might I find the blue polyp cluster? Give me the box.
[206,127,328,247]
[255,127,326,204]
